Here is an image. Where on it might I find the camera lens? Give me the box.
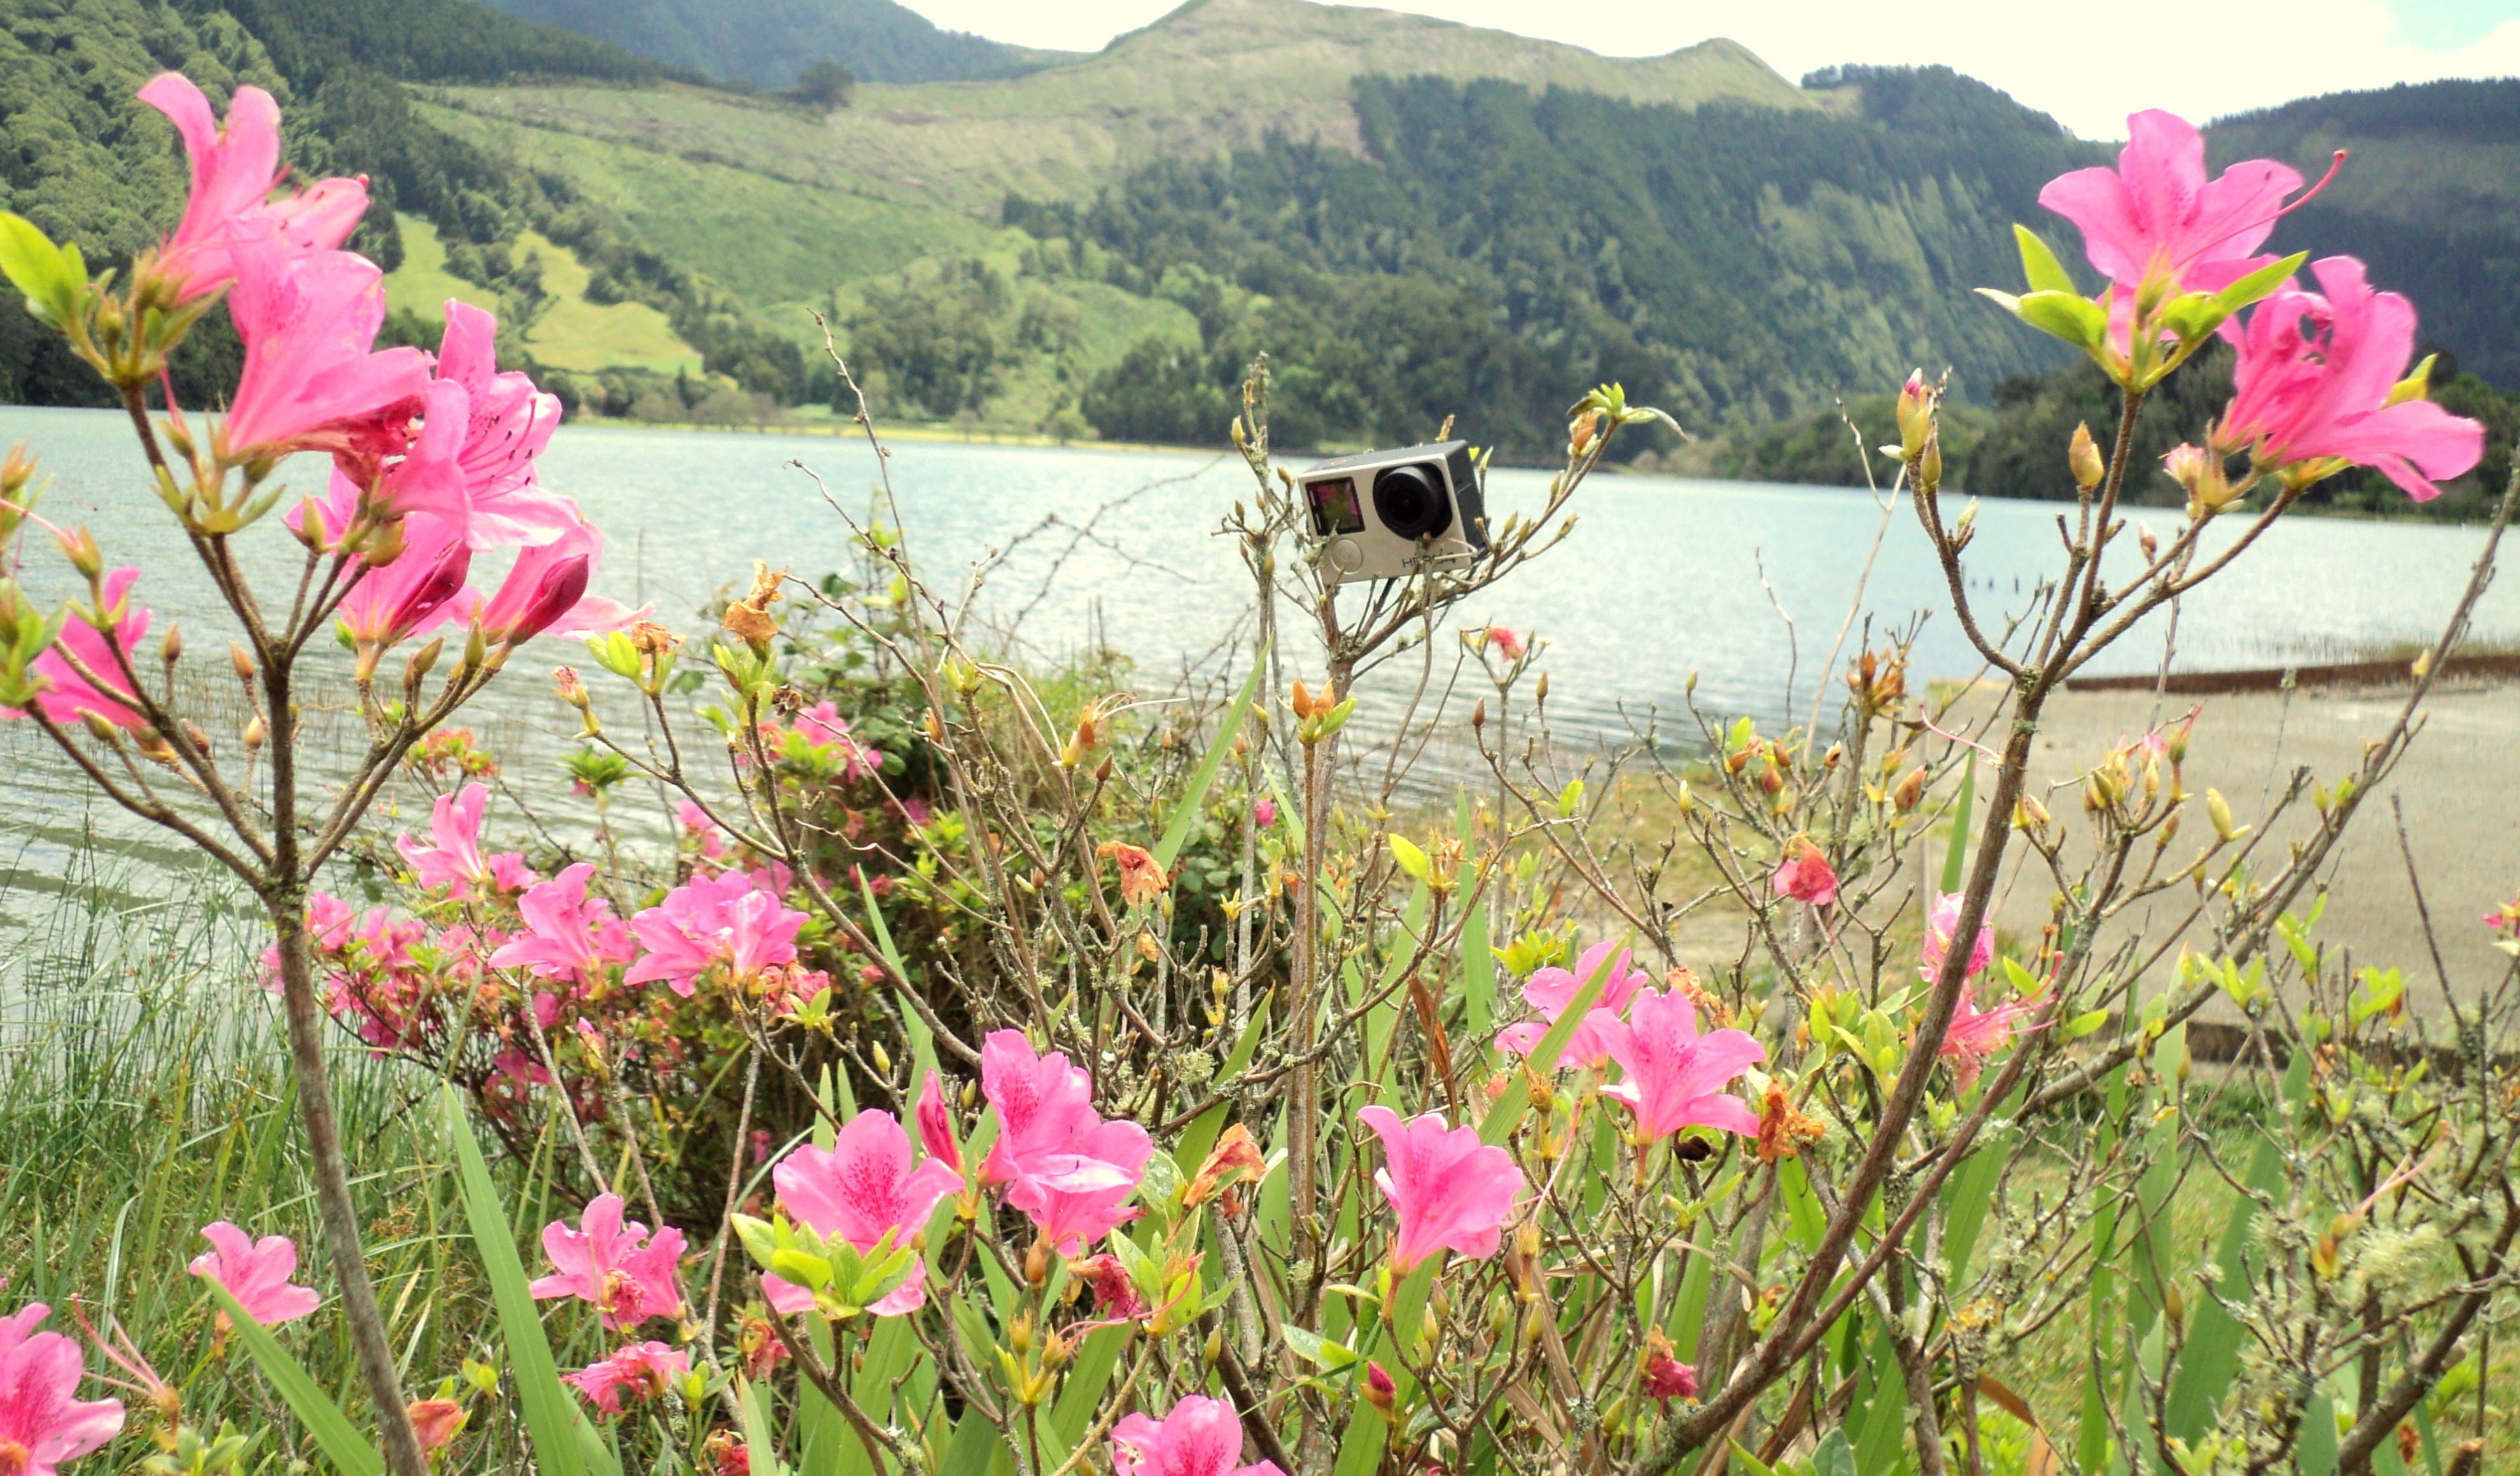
[1372,464,1452,540]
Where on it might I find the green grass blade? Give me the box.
[440,1085,592,1476]
[738,1374,797,1476]
[204,1283,385,1476]
[1942,760,1975,894]
[1152,640,1270,870]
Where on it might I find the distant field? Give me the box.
[512,228,704,375]
[381,214,502,321]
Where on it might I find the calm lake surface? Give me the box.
[3,406,2512,923]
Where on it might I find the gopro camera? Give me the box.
[1298,440,1488,583]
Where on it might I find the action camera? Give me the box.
[1297,440,1488,583]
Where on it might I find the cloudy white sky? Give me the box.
[902,0,2520,138]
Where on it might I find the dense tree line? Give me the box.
[479,0,1023,89]
[1017,67,2090,457]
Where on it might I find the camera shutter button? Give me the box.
[1326,538,1364,574]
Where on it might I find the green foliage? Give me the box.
[1020,66,2090,454]
[477,0,1023,88]
[2208,78,2520,386]
[202,0,682,86]
[1081,336,1228,445]
[1682,391,1993,488]
[847,260,1009,417]
[1964,347,2237,506]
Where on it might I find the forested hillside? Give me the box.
[1019,66,2094,456]
[2207,79,2520,387]
[477,0,1032,87]
[1,0,2505,470]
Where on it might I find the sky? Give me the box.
[902,0,2520,138]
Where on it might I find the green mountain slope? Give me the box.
[476,0,1025,86]
[432,0,1823,218]
[2206,79,2520,386]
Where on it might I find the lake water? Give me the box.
[3,406,2513,921]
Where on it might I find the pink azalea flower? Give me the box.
[977,1031,1137,1199]
[1495,941,1648,1069]
[529,1194,687,1331]
[622,872,806,996]
[220,246,432,468]
[0,1304,124,1476]
[976,1031,1152,1251]
[489,863,636,986]
[676,802,729,862]
[22,568,150,730]
[396,784,498,898]
[1921,892,1995,982]
[1357,1105,1523,1274]
[1599,989,1765,1141]
[188,1222,321,1326]
[1251,797,1277,830]
[2219,256,2486,502]
[1939,987,2045,1092]
[435,302,573,548]
[1484,627,1525,661]
[760,1110,962,1317]
[137,73,364,301]
[916,1069,963,1174]
[1005,1117,1152,1254]
[1772,841,1837,908]
[467,507,643,644]
[1109,1395,1285,1476]
[561,1342,687,1416]
[2038,109,2304,300]
[336,510,470,654]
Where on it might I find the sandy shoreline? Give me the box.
[1978,678,2519,1019]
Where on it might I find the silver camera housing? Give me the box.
[1297,440,1488,584]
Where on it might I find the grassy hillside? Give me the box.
[2206,80,2520,386]
[478,0,1025,86]
[431,0,1824,217]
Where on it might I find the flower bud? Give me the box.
[2206,788,2246,841]
[160,620,182,666]
[1896,370,1929,460]
[1471,698,1486,730]
[405,637,444,692]
[1534,671,1549,704]
[230,643,255,682]
[244,714,266,752]
[2069,422,2105,491]
[1023,1237,1051,1289]
[1892,766,1926,812]
[1364,1361,1397,1413]
[1822,742,1843,771]
[2138,522,2160,564]
[1290,679,1315,719]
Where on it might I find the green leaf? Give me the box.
[2013,225,2078,296]
[440,1086,595,1476]
[203,1283,386,1476]
[0,212,78,326]
[2015,290,2108,350]
[1330,1402,1388,1476]
[1282,1325,1359,1370]
[1155,640,1270,870]
[2209,251,2308,316]
[1726,1441,1783,1476]
[1388,834,1431,882]
[736,1375,796,1476]
[2063,1008,2111,1040]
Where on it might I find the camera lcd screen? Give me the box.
[1306,478,1366,536]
